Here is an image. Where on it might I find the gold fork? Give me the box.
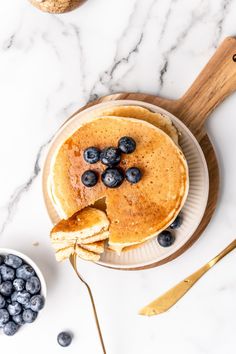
[139,239,236,316]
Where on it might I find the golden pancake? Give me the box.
[50,207,109,242]
[50,116,188,252]
[96,105,179,144]
[80,240,105,254]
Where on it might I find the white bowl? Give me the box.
[0,248,47,299]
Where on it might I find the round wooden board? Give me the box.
[67,37,236,269]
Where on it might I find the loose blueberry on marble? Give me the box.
[26,276,41,295]
[16,264,35,280]
[157,230,175,247]
[4,254,23,269]
[3,321,19,336]
[30,295,45,312]
[81,170,98,187]
[12,314,25,326]
[13,278,25,292]
[100,147,121,166]
[0,294,6,309]
[125,167,142,184]
[83,147,101,164]
[0,264,15,281]
[0,309,10,325]
[22,309,38,323]
[101,167,124,188]
[16,290,31,306]
[57,332,72,347]
[0,281,13,296]
[170,215,182,229]
[8,301,22,316]
[118,136,136,154]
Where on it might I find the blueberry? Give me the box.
[100,147,121,166]
[16,291,31,306]
[0,281,13,296]
[8,302,22,316]
[22,309,37,323]
[83,147,101,164]
[0,264,15,281]
[12,314,25,326]
[16,264,35,280]
[0,294,5,309]
[118,136,136,154]
[13,278,25,292]
[81,170,98,187]
[5,297,12,304]
[3,321,19,336]
[11,291,19,302]
[157,230,175,247]
[0,255,4,265]
[4,254,23,269]
[26,276,41,295]
[125,167,142,184]
[170,215,182,229]
[30,295,45,312]
[0,309,10,325]
[101,168,124,188]
[57,332,72,347]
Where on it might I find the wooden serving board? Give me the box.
[69,37,236,269]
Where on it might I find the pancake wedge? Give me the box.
[75,245,100,262]
[50,207,109,261]
[55,246,74,262]
[80,240,105,254]
[50,116,189,252]
[50,207,109,242]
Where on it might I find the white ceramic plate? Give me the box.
[42,100,209,269]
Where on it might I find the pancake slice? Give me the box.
[80,240,105,254]
[50,207,109,242]
[50,207,109,262]
[79,231,109,244]
[55,246,74,262]
[75,245,100,262]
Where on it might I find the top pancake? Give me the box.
[95,105,179,145]
[50,116,188,251]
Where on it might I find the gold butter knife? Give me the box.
[139,239,236,316]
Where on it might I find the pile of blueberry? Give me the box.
[81,136,142,188]
[157,214,182,247]
[0,254,45,336]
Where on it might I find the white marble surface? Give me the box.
[0,0,236,353]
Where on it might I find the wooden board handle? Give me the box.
[177,37,236,139]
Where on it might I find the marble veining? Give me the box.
[0,0,235,353]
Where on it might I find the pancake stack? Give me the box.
[48,105,189,261]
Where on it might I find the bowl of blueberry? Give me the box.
[0,248,46,336]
